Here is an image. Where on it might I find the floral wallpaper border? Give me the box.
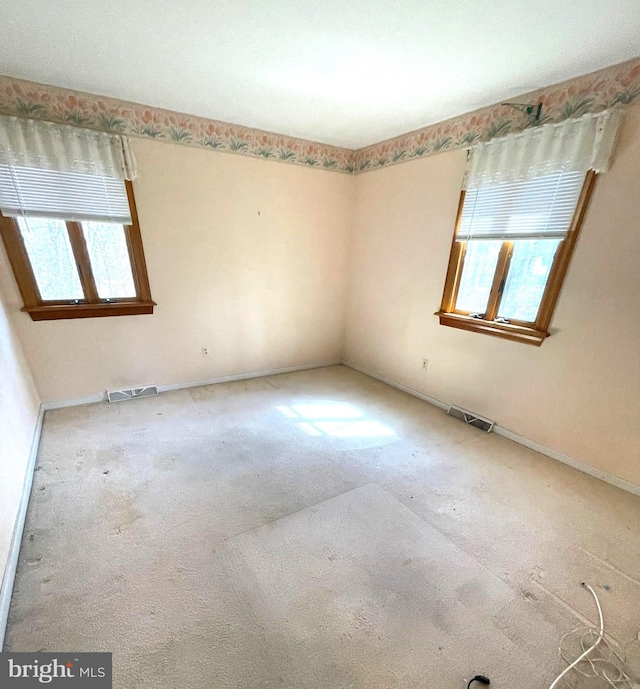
[0,77,357,173]
[1,56,639,175]
[355,57,640,172]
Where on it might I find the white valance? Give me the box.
[463,109,621,189]
[0,115,137,180]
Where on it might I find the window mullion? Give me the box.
[66,221,99,303]
[484,241,513,321]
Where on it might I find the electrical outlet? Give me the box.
[201,346,209,357]
[422,358,428,371]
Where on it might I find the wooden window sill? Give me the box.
[23,301,156,321]
[435,311,548,346]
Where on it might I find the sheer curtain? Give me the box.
[463,109,622,189]
[0,115,137,180]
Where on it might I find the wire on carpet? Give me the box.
[548,582,639,689]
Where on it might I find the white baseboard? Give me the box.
[43,393,106,410]
[342,360,449,412]
[0,403,45,650]
[42,360,342,410]
[342,359,640,499]
[492,425,640,498]
[157,360,342,394]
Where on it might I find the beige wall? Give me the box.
[2,108,639,487]
[0,288,40,590]
[0,139,354,403]
[345,104,640,487]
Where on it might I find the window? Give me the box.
[436,109,620,346]
[0,173,153,321]
[437,170,595,345]
[0,115,153,321]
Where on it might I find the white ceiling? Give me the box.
[1,1,639,149]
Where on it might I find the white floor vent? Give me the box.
[447,405,494,432]
[107,386,159,403]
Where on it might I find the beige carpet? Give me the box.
[6,366,640,688]
[220,483,540,689]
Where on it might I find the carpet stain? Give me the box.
[6,366,640,689]
[100,489,141,532]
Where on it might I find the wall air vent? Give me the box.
[107,386,158,403]
[447,405,494,432]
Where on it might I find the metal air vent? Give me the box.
[107,386,158,403]
[447,405,494,432]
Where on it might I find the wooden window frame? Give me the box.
[0,181,155,321]
[435,170,596,346]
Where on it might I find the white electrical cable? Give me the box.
[548,583,639,689]
[548,582,605,689]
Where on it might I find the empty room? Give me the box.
[1,1,639,687]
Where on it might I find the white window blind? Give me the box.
[456,170,585,241]
[0,165,132,223]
